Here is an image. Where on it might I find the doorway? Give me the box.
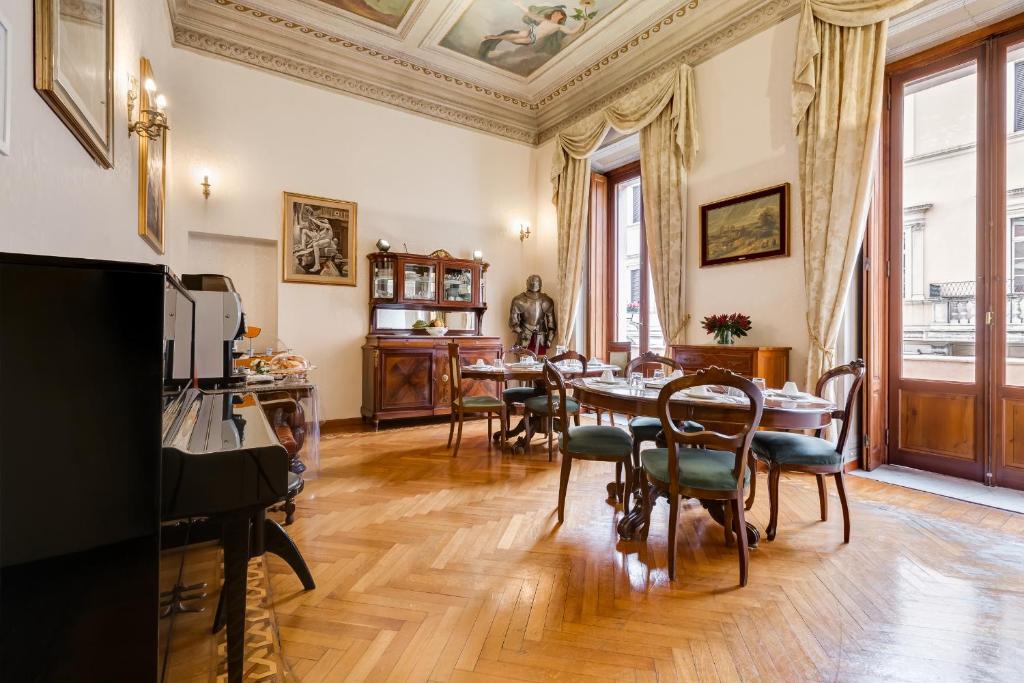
[885,22,1024,489]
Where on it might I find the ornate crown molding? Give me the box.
[172,27,540,144]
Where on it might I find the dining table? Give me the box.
[571,377,836,547]
[461,359,621,452]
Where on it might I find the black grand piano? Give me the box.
[0,254,313,682]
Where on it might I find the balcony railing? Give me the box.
[921,280,1024,324]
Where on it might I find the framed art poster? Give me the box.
[700,183,790,267]
[34,0,114,167]
[282,192,358,286]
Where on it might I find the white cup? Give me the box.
[475,358,486,366]
[782,380,799,395]
[691,384,710,396]
[600,369,613,381]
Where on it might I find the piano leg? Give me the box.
[220,515,250,683]
[264,518,316,591]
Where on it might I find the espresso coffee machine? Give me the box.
[181,273,246,387]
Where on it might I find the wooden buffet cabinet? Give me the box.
[361,250,501,427]
[669,344,791,389]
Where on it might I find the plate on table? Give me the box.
[590,377,625,386]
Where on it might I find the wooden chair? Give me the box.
[747,359,865,543]
[640,367,764,585]
[523,350,587,460]
[446,342,506,458]
[500,345,544,433]
[597,341,632,426]
[619,352,703,501]
[542,361,635,521]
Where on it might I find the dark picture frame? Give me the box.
[700,183,790,267]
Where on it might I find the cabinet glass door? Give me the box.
[403,262,437,301]
[442,266,474,303]
[372,259,395,299]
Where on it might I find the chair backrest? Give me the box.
[447,342,463,406]
[549,349,588,373]
[656,366,764,493]
[502,344,537,364]
[541,360,572,444]
[625,350,681,378]
[813,358,866,454]
[607,341,632,373]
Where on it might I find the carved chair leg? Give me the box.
[500,406,507,451]
[487,414,493,449]
[834,470,851,544]
[640,473,653,542]
[614,462,623,503]
[596,409,603,425]
[766,465,781,541]
[816,474,828,521]
[447,411,456,449]
[667,493,679,580]
[734,498,750,587]
[547,418,554,462]
[453,410,464,458]
[744,455,757,510]
[523,409,533,452]
[557,453,573,523]
[573,411,581,427]
[622,457,633,514]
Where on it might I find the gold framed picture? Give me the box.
[282,192,358,286]
[137,58,166,254]
[699,183,790,267]
[34,0,114,167]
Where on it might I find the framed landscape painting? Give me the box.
[282,192,357,286]
[700,183,790,267]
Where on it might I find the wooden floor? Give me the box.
[254,419,1024,682]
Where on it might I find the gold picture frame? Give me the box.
[699,183,790,267]
[137,58,166,254]
[282,192,358,286]
[34,0,114,168]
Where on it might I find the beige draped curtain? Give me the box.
[551,65,699,347]
[794,0,923,389]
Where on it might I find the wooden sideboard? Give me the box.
[669,344,791,389]
[361,335,502,427]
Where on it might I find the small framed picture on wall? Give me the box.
[700,183,790,267]
[282,192,358,286]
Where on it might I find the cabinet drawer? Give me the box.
[672,348,755,377]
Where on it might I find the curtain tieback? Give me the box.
[808,328,835,366]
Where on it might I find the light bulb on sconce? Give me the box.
[472,250,483,262]
[519,224,531,242]
[128,59,169,141]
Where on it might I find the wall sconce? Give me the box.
[201,173,211,199]
[127,59,169,140]
[519,224,531,242]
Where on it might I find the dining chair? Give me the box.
[640,367,764,584]
[523,350,587,460]
[598,341,632,426]
[500,345,544,433]
[746,359,865,543]
[542,361,635,521]
[446,342,507,458]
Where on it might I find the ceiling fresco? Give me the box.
[440,0,628,78]
[313,0,415,29]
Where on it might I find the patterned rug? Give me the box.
[213,556,293,683]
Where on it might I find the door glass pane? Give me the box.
[442,266,473,302]
[614,177,642,355]
[403,263,436,301]
[1007,43,1024,384]
[900,62,978,382]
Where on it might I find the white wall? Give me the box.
[0,2,536,420]
[530,17,810,385]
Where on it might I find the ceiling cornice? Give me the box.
[167,0,805,146]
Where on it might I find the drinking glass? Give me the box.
[494,358,504,370]
[752,377,766,393]
[556,345,567,356]
[653,369,666,382]
[630,372,643,393]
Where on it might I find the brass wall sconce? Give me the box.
[127,59,169,140]
[201,175,211,199]
[519,224,531,242]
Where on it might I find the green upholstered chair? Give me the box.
[640,367,764,585]
[446,343,506,458]
[540,361,635,522]
[523,351,586,460]
[747,359,865,544]
[500,345,544,433]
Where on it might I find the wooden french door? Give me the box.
[887,22,1024,490]
[605,161,665,356]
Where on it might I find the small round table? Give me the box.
[571,378,834,546]
[461,362,619,451]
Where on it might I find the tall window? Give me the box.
[608,163,664,355]
[1011,217,1024,293]
[1015,61,1024,133]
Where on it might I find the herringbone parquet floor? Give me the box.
[257,420,1022,682]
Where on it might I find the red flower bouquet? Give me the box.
[700,313,752,345]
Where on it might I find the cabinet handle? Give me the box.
[441,374,449,382]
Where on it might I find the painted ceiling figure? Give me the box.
[479,2,588,59]
[508,274,557,354]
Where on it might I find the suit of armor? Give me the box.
[508,275,557,354]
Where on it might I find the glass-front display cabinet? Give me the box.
[367,250,488,335]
